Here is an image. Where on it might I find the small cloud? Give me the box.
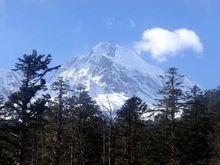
[129,19,135,28]
[135,27,203,62]
[106,17,115,30]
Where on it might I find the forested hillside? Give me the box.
[0,51,220,165]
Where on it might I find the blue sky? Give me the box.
[0,0,219,89]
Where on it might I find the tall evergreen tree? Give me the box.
[51,77,70,165]
[116,96,148,165]
[64,87,103,165]
[176,85,215,164]
[157,67,184,131]
[155,67,184,164]
[2,50,59,165]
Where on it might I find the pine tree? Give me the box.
[51,77,70,165]
[65,94,78,165]
[155,67,184,164]
[116,96,148,165]
[176,85,215,164]
[43,85,104,165]
[157,67,184,131]
[72,87,104,164]
[2,50,60,165]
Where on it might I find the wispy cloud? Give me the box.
[135,27,203,62]
[129,19,135,28]
[106,17,115,30]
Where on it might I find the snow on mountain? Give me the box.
[0,68,21,99]
[49,42,165,110]
[0,42,194,110]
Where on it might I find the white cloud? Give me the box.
[135,28,203,62]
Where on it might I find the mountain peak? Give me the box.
[49,42,167,109]
[93,42,115,48]
[89,42,162,75]
[91,42,117,58]
[0,42,194,110]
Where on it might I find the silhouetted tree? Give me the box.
[116,96,148,165]
[155,67,184,164]
[176,86,215,164]
[3,50,59,165]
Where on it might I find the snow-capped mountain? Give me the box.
[0,68,21,99]
[49,42,165,110]
[0,42,194,110]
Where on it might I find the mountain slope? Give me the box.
[0,42,194,110]
[49,42,164,110]
[0,68,21,99]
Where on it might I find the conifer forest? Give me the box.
[0,51,220,165]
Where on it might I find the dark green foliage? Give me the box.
[51,77,70,165]
[0,50,59,165]
[68,88,104,164]
[43,86,105,165]
[157,67,184,124]
[154,67,184,164]
[115,96,148,164]
[176,86,215,164]
[146,114,176,164]
[205,87,220,164]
